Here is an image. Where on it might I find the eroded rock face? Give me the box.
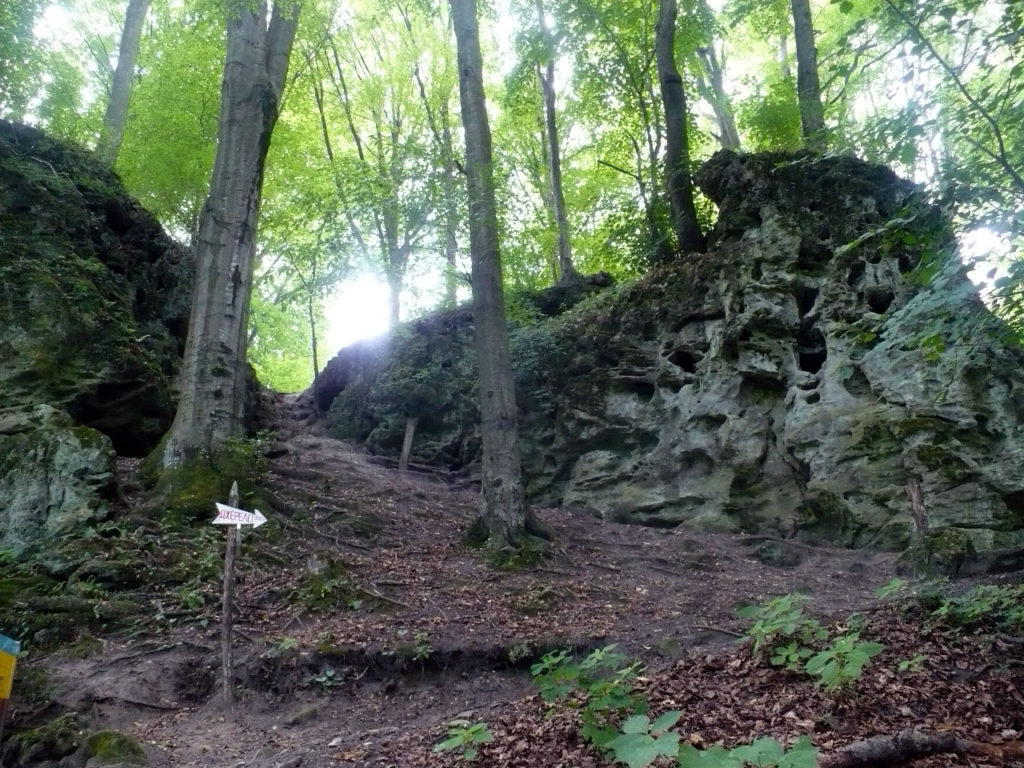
[318,151,1024,552]
[0,406,116,560]
[0,121,192,560]
[0,120,191,457]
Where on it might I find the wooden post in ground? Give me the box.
[221,481,240,709]
[399,417,418,472]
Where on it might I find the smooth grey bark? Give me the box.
[95,0,150,166]
[790,0,826,150]
[450,0,527,549]
[160,1,299,469]
[536,0,578,284]
[655,0,705,254]
[696,43,741,150]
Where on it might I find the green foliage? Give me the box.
[607,711,681,768]
[740,595,884,694]
[804,633,885,693]
[770,642,813,671]
[312,666,345,690]
[679,736,817,768]
[874,577,908,600]
[897,654,926,673]
[930,584,1024,632]
[295,559,358,612]
[433,720,493,762]
[736,75,803,152]
[531,644,647,748]
[737,595,826,658]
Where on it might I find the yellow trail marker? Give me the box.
[0,633,20,743]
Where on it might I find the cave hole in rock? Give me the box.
[1001,491,1024,525]
[751,261,763,281]
[898,252,919,272]
[794,285,819,317]
[846,260,866,287]
[805,392,821,404]
[844,366,873,397]
[797,240,831,275]
[739,375,787,406]
[614,377,656,402]
[796,324,827,374]
[865,288,895,314]
[667,348,700,373]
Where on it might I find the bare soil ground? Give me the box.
[13,397,1024,767]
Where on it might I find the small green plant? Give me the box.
[531,644,647,748]
[433,720,493,762]
[607,711,681,768]
[679,736,818,768]
[805,633,884,693]
[874,577,907,600]
[738,595,826,657]
[179,587,206,611]
[897,654,926,673]
[312,666,344,689]
[413,631,432,662]
[931,584,1024,631]
[770,641,813,671]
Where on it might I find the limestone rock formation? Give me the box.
[0,120,191,457]
[317,151,1024,554]
[0,121,191,559]
[0,406,116,560]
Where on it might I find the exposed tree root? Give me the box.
[820,729,1024,767]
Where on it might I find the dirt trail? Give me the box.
[30,397,926,767]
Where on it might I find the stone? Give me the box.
[314,151,1024,555]
[0,120,191,457]
[0,405,115,560]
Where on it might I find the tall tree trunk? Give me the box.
[696,42,741,150]
[790,0,826,150]
[450,0,527,550]
[95,0,150,166]
[655,0,705,255]
[536,0,578,284]
[159,1,298,472]
[779,33,792,79]
[440,105,460,308]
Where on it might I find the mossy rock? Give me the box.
[84,730,148,766]
[899,528,977,577]
[1,713,84,767]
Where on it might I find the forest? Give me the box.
[1,0,1024,766]
[4,0,1022,389]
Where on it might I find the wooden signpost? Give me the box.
[0,633,20,744]
[214,482,267,708]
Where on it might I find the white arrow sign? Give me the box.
[212,502,267,528]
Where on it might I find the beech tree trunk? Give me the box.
[536,0,578,284]
[655,0,705,255]
[450,0,527,550]
[160,1,298,471]
[790,0,827,150]
[95,0,150,166]
[696,42,741,151]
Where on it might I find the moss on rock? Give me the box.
[84,730,148,765]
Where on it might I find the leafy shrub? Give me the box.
[607,711,681,768]
[931,584,1024,631]
[737,595,826,658]
[433,720,493,762]
[679,736,817,768]
[804,633,885,693]
[531,644,646,748]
